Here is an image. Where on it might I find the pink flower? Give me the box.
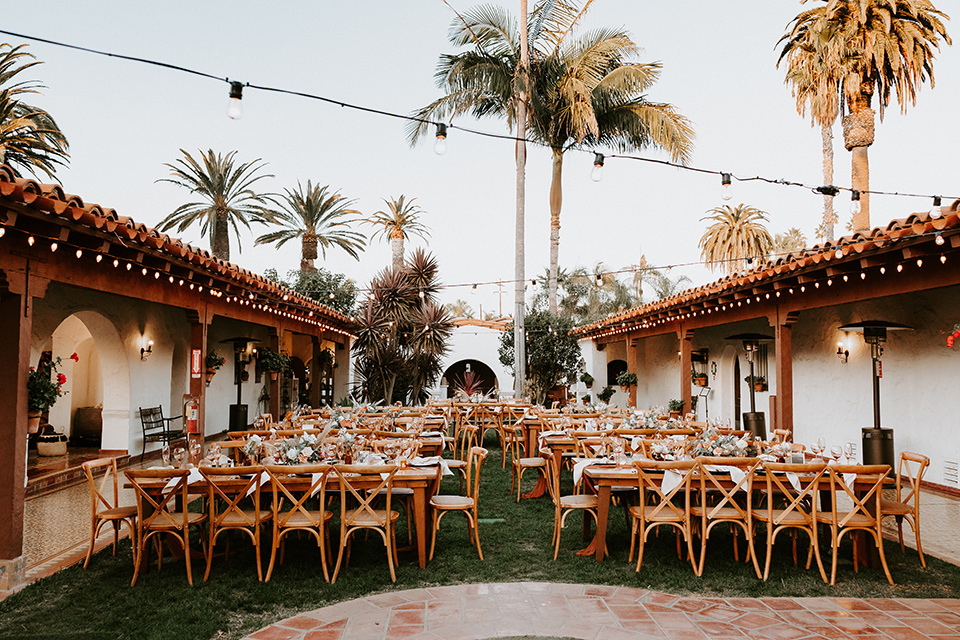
[57,373,67,385]
[70,352,79,362]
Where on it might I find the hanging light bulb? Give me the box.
[931,196,942,219]
[936,233,945,246]
[75,249,82,258]
[433,123,448,155]
[591,153,604,182]
[0,228,5,238]
[226,81,244,120]
[27,236,34,246]
[721,173,733,201]
[50,242,58,252]
[849,190,861,215]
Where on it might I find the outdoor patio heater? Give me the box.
[220,337,260,431]
[726,333,773,439]
[837,320,912,467]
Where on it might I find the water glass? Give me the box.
[161,443,170,467]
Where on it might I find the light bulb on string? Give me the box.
[849,190,861,216]
[433,123,447,155]
[931,196,942,219]
[227,81,244,120]
[936,233,945,246]
[721,173,733,201]
[591,153,604,182]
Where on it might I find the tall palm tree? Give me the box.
[781,0,950,232]
[409,2,693,316]
[365,195,429,270]
[157,149,276,262]
[773,227,808,256]
[0,43,69,181]
[445,299,475,319]
[699,204,774,275]
[778,23,858,242]
[254,181,365,272]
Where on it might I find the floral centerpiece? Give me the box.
[27,353,78,433]
[275,433,322,465]
[689,427,756,458]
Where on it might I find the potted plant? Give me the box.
[744,374,767,392]
[579,372,594,389]
[205,351,226,386]
[692,369,708,387]
[259,347,291,381]
[596,386,615,403]
[616,371,638,392]
[668,398,684,418]
[27,353,78,434]
[581,393,591,404]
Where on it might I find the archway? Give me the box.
[443,359,498,398]
[49,311,130,451]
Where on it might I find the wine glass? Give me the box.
[189,440,202,465]
[161,443,171,467]
[829,445,843,461]
[172,446,185,468]
[844,441,854,460]
[815,437,826,458]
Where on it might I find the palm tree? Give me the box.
[0,43,69,180]
[445,299,475,319]
[773,228,808,257]
[409,2,693,316]
[699,204,773,275]
[365,195,429,270]
[157,149,276,262]
[645,270,692,300]
[254,181,365,272]
[781,0,950,232]
[778,23,858,242]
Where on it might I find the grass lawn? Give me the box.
[2,440,957,640]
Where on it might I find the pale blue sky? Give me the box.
[7,1,958,314]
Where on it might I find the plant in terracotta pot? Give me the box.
[596,385,615,403]
[205,351,226,386]
[615,371,638,392]
[744,374,767,392]
[259,347,291,381]
[27,353,78,434]
[692,369,708,386]
[579,372,594,389]
[668,398,684,418]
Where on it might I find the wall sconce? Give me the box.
[140,339,153,361]
[836,341,849,364]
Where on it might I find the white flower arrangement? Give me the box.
[690,427,755,458]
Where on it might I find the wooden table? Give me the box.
[127,465,441,569]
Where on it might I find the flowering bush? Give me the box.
[206,351,226,371]
[689,427,755,458]
[945,323,960,348]
[28,353,78,412]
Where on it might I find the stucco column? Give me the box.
[309,337,322,408]
[680,330,693,416]
[625,338,637,408]
[0,281,30,590]
[774,316,797,437]
[188,314,208,435]
[268,331,280,420]
[334,339,350,403]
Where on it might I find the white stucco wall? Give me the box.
[430,323,514,398]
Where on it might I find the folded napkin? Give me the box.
[420,431,443,437]
[661,469,683,495]
[310,472,325,497]
[513,410,529,426]
[164,467,204,491]
[247,470,269,497]
[537,429,570,448]
[572,457,612,485]
[703,464,748,491]
[409,456,453,476]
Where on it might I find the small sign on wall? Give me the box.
[191,349,202,378]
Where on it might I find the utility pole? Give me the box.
[514,0,528,400]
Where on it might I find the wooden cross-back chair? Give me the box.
[430,446,489,560]
[263,464,333,582]
[81,458,138,569]
[200,465,272,581]
[331,464,400,583]
[629,458,698,574]
[880,451,930,567]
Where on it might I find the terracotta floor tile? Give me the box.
[389,609,425,626]
[876,627,935,640]
[384,624,428,640]
[749,624,812,640]
[608,603,653,621]
[726,598,774,611]
[762,598,806,610]
[898,599,951,612]
[595,625,657,640]
[250,626,305,640]
[619,619,668,636]
[653,612,698,630]
[303,629,345,640]
[903,618,960,635]
[278,615,329,631]
[732,612,783,630]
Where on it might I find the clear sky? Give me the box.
[5,1,958,317]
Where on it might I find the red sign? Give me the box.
[191,349,202,378]
[878,360,882,378]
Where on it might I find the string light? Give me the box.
[850,190,861,216]
[27,236,34,246]
[936,233,945,246]
[591,153,604,182]
[75,249,82,258]
[721,173,732,201]
[50,242,57,252]
[931,196,942,219]
[227,81,243,119]
[434,123,447,155]
[96,254,102,263]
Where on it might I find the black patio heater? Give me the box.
[221,337,259,431]
[726,333,773,440]
[837,320,912,467]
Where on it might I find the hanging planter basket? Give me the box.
[205,369,217,386]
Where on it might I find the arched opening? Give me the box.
[48,311,130,452]
[606,359,627,387]
[442,359,498,398]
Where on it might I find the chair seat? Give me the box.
[345,509,399,527]
[691,506,746,520]
[151,511,207,528]
[446,460,467,468]
[816,511,876,527]
[630,505,684,523]
[560,495,598,509]
[221,510,272,527]
[516,457,546,467]
[753,509,812,526]
[880,499,913,516]
[99,506,138,520]
[281,510,333,527]
[374,487,414,497]
[431,495,473,509]
[144,430,185,441]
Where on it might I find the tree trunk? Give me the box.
[212,207,230,261]
[548,149,563,315]
[842,103,874,233]
[514,0,529,400]
[390,231,404,271]
[821,122,835,242]
[301,234,317,272]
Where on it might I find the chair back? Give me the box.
[334,464,399,529]
[824,464,890,527]
[139,406,178,436]
[754,461,826,526]
[200,465,267,528]
[82,457,123,514]
[896,452,930,508]
[263,464,331,529]
[695,457,761,521]
[772,429,792,443]
[126,468,193,530]
[540,448,562,506]
[633,458,697,523]
[465,447,489,504]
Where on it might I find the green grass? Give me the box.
[2,439,958,640]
